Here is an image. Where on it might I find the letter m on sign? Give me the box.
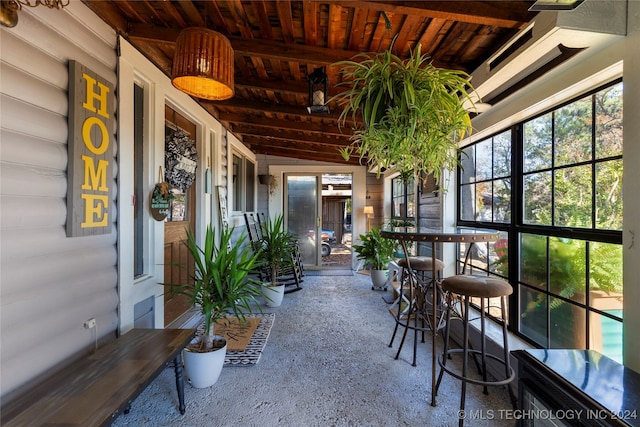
[66,60,115,237]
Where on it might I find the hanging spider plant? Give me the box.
[332,43,477,187]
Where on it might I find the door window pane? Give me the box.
[287,176,318,265]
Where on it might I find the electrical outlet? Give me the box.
[84,318,96,329]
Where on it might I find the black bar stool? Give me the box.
[435,275,516,426]
[388,256,445,367]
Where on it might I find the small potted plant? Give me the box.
[161,225,265,388]
[255,213,295,307]
[352,227,397,290]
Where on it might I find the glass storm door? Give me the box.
[285,174,321,267]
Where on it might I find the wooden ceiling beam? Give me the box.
[329,1,534,29]
[243,135,343,153]
[244,136,359,164]
[209,98,348,122]
[126,24,362,66]
[219,112,352,136]
[232,124,351,146]
[234,76,344,99]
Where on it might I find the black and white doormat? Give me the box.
[224,313,275,366]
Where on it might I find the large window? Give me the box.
[457,81,623,362]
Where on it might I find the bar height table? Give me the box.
[380,226,500,407]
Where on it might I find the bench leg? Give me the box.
[172,355,186,415]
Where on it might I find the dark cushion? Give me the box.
[397,256,445,271]
[441,275,512,298]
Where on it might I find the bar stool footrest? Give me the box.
[438,349,515,387]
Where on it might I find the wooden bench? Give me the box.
[1,328,196,426]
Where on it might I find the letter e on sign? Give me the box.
[66,60,115,237]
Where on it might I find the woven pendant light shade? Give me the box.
[172,27,234,100]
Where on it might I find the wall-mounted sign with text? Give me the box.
[150,182,173,221]
[66,60,115,237]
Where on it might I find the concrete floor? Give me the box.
[112,272,516,427]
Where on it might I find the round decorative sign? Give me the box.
[150,182,172,221]
[165,129,198,191]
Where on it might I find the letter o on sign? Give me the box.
[82,116,109,155]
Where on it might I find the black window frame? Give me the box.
[391,175,415,223]
[456,79,623,359]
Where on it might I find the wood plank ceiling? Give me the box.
[84,0,537,165]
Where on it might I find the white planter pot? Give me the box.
[183,337,227,388]
[263,283,285,307]
[370,269,389,289]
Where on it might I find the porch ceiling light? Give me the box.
[171,27,234,101]
[1,0,68,28]
[307,67,330,114]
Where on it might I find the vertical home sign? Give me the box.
[66,60,115,237]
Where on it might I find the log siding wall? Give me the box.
[0,3,118,398]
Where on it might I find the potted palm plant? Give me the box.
[332,42,476,186]
[352,227,397,290]
[161,225,265,388]
[255,213,295,307]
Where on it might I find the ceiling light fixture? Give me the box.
[1,0,68,28]
[171,27,234,101]
[307,67,330,114]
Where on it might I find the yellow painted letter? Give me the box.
[82,73,110,119]
[82,117,109,155]
[81,155,109,192]
[81,194,109,228]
